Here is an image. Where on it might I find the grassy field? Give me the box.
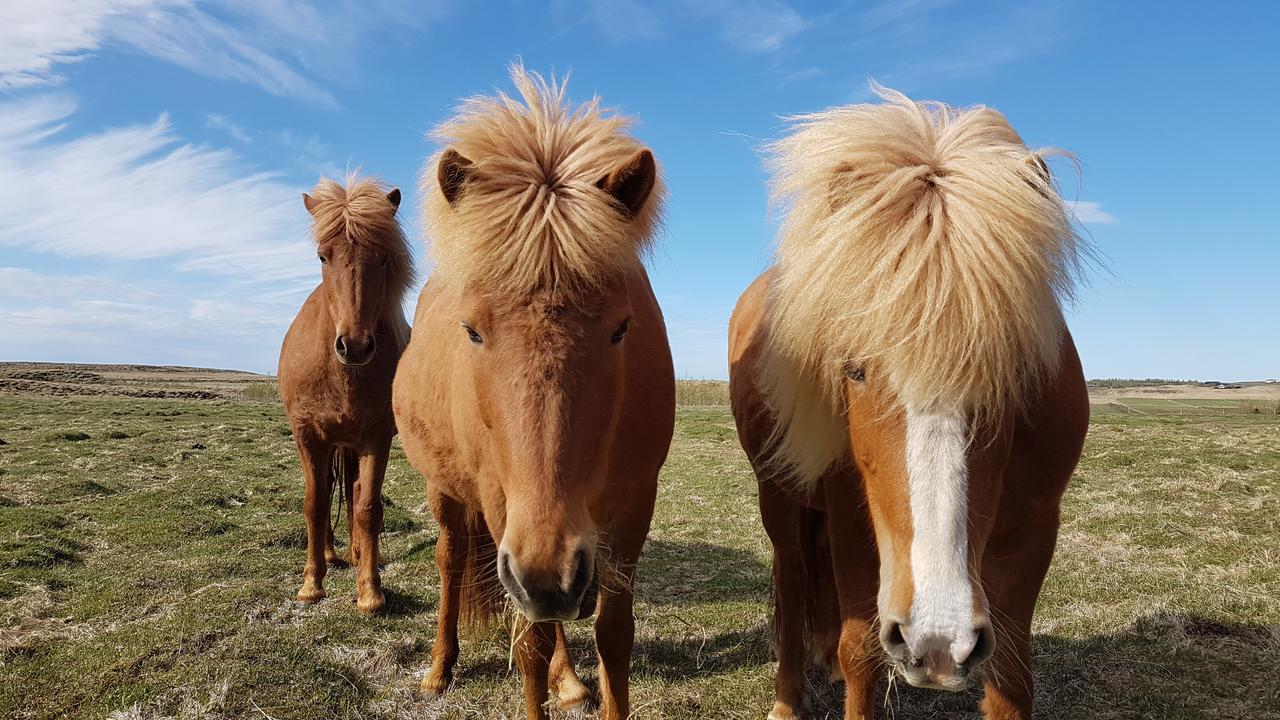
[1,370,1278,719]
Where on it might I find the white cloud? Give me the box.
[582,0,663,43]
[848,1,1069,83]
[0,274,297,372]
[0,1,437,104]
[705,0,808,53]
[0,0,166,89]
[1065,200,1116,225]
[578,0,808,53]
[205,113,252,144]
[0,95,417,373]
[0,94,312,277]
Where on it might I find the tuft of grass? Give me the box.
[241,382,280,402]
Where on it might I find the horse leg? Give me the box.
[296,435,333,604]
[821,474,880,720]
[515,621,556,720]
[758,480,811,720]
[550,622,590,710]
[421,490,466,697]
[593,526,649,720]
[352,444,388,614]
[980,509,1059,720]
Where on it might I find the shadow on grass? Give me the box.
[632,624,772,679]
[636,539,770,606]
[794,612,1279,719]
[381,586,434,617]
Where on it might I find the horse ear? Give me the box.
[438,149,472,205]
[598,149,656,217]
[386,188,401,213]
[302,192,319,215]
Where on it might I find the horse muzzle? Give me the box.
[498,545,597,622]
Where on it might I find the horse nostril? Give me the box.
[568,547,592,599]
[880,620,909,659]
[497,549,524,597]
[963,622,995,670]
[334,335,348,357]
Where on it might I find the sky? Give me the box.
[0,1,1277,381]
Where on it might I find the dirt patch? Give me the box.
[1089,382,1280,401]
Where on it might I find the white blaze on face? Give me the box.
[904,405,979,666]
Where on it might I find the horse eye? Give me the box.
[844,361,866,383]
[610,318,630,345]
[462,323,483,345]
[317,253,327,264]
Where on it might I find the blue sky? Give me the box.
[0,1,1276,380]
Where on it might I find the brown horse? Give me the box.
[730,88,1090,720]
[393,67,674,720]
[279,176,412,614]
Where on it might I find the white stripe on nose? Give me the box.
[903,405,977,667]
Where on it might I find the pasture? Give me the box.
[1,366,1277,719]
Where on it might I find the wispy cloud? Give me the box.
[0,0,164,89]
[580,0,663,43]
[1065,200,1116,225]
[577,0,808,53]
[0,93,313,276]
[0,1,437,104]
[702,0,809,53]
[0,92,414,371]
[846,1,1070,85]
[206,113,252,144]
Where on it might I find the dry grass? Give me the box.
[674,380,730,407]
[0,371,1276,719]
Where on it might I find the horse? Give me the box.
[392,66,674,720]
[729,87,1090,720]
[278,175,412,615]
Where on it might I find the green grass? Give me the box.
[0,392,1277,719]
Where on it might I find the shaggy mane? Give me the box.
[761,84,1085,486]
[423,65,663,299]
[307,174,413,348]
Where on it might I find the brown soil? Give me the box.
[0,362,270,401]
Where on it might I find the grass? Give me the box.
[673,380,730,407]
[0,385,1277,719]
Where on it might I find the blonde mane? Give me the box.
[423,65,663,299]
[307,174,413,349]
[761,85,1085,485]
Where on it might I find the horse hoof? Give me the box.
[357,590,386,614]
[767,701,798,720]
[555,687,591,712]
[296,585,326,605]
[419,673,450,698]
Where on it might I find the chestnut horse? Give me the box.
[730,88,1089,720]
[279,176,412,614]
[393,67,674,720]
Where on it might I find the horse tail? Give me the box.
[329,448,359,540]
[459,507,503,631]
